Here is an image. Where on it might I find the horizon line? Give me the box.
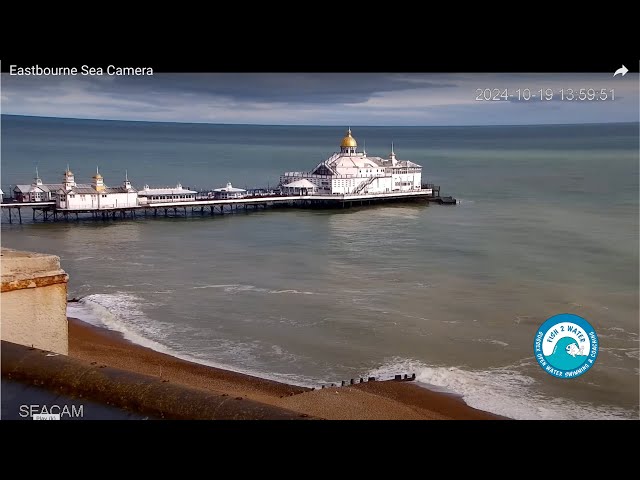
[2,113,638,129]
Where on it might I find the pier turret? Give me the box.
[340,128,358,155]
[63,165,76,190]
[93,167,105,192]
[389,143,397,166]
[33,166,43,186]
[123,170,133,191]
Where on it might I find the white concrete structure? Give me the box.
[55,167,138,210]
[213,182,246,199]
[0,188,4,203]
[1,248,69,355]
[13,167,64,202]
[138,183,197,204]
[280,129,422,195]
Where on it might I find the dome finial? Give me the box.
[340,128,358,149]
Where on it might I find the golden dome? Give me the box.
[340,128,357,148]
[93,173,103,179]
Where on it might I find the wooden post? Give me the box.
[17,208,22,224]
[8,208,12,223]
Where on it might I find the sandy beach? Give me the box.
[68,317,507,420]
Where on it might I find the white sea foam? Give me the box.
[192,284,316,295]
[366,358,635,420]
[66,294,318,388]
[474,338,509,347]
[192,284,241,289]
[67,294,170,352]
[269,289,315,295]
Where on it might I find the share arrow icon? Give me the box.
[613,65,628,77]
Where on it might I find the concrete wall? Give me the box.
[1,248,69,355]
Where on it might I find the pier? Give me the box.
[2,129,458,225]
[1,188,456,224]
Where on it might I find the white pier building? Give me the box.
[55,167,138,210]
[279,129,422,195]
[13,168,62,202]
[213,182,246,200]
[138,183,197,204]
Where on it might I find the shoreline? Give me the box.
[68,317,509,420]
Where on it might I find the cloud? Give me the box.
[1,72,637,125]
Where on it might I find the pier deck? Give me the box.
[1,190,456,224]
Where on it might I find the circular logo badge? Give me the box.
[534,313,599,379]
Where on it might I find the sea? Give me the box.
[1,115,638,420]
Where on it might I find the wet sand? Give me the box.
[68,317,508,420]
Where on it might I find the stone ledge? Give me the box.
[1,247,64,276]
[1,248,68,292]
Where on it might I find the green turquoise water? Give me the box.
[1,115,638,419]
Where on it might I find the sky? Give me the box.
[1,72,638,126]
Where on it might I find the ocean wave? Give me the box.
[269,289,315,295]
[192,283,317,295]
[67,293,169,347]
[473,338,509,347]
[366,358,635,420]
[66,294,318,388]
[192,284,240,289]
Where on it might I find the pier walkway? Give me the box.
[1,189,456,224]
